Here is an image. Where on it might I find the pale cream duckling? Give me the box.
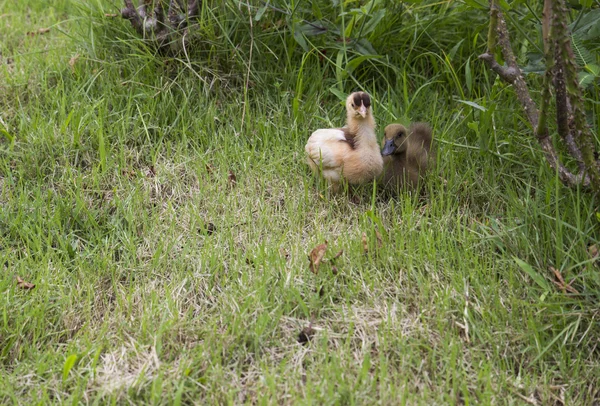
[305,92,383,192]
[380,123,433,191]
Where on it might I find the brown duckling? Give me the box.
[380,122,433,191]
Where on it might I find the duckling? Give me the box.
[305,92,383,192]
[380,122,433,191]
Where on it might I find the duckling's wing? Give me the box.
[305,129,347,168]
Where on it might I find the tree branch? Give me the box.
[479,0,589,189]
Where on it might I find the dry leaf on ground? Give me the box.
[228,170,237,187]
[16,276,35,290]
[27,27,50,36]
[308,241,328,274]
[588,244,598,260]
[105,13,118,17]
[297,325,315,345]
[375,230,383,247]
[549,266,579,294]
[68,54,80,71]
[361,232,368,253]
[333,250,343,259]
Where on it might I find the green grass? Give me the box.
[1,0,599,404]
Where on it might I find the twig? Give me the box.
[240,1,254,134]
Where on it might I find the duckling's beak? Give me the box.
[358,105,367,118]
[381,139,395,156]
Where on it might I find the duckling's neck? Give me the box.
[347,115,377,146]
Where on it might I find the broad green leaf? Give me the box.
[329,86,347,102]
[514,257,551,291]
[353,38,377,55]
[361,9,386,36]
[292,26,309,52]
[297,22,327,36]
[345,54,383,74]
[467,121,479,133]
[63,354,78,382]
[254,2,268,21]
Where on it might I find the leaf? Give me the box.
[104,13,118,18]
[26,27,50,36]
[345,55,383,74]
[353,38,377,56]
[63,354,78,382]
[16,276,35,290]
[456,99,487,111]
[588,244,598,259]
[375,230,383,248]
[465,56,472,94]
[361,9,386,36]
[570,9,600,39]
[254,2,268,21]
[297,22,327,36]
[68,54,80,72]
[297,325,315,344]
[522,52,545,75]
[333,250,343,259]
[292,25,309,52]
[462,0,487,9]
[308,241,328,274]
[578,71,596,88]
[228,170,237,187]
[329,85,346,102]
[549,266,579,294]
[361,232,368,253]
[448,39,465,60]
[513,257,550,291]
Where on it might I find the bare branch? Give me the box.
[479,0,590,189]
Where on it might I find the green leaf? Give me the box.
[254,2,268,21]
[63,354,78,383]
[329,86,347,102]
[353,38,377,55]
[297,22,328,36]
[345,54,383,74]
[465,56,472,94]
[578,71,596,88]
[456,99,487,111]
[522,52,545,75]
[514,257,551,291]
[361,9,386,36]
[448,39,465,60]
[335,50,346,83]
[292,26,309,52]
[462,0,487,9]
[0,128,14,142]
[467,121,479,133]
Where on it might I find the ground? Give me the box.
[1,1,599,404]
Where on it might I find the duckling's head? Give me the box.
[381,124,408,156]
[346,92,372,119]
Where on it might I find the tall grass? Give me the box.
[0,0,599,403]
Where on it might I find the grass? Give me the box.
[1,0,599,404]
